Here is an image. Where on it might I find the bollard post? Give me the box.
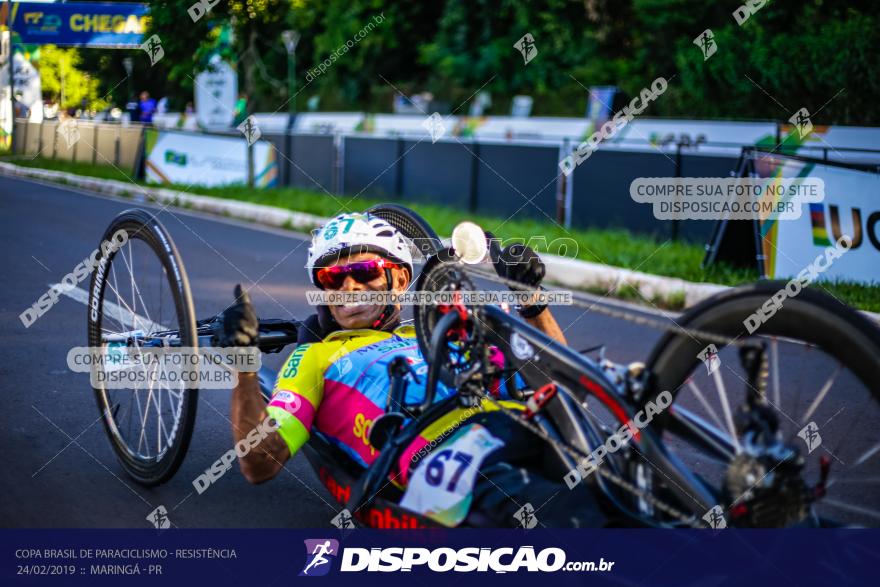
[247,141,255,188]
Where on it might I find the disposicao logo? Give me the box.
[299,539,339,577]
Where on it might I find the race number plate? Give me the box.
[400,424,504,526]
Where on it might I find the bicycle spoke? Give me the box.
[118,239,156,335]
[105,280,168,334]
[853,441,880,468]
[106,261,130,334]
[820,498,880,522]
[686,378,727,433]
[156,373,163,455]
[827,476,880,487]
[126,240,136,321]
[133,386,148,457]
[711,368,741,453]
[800,364,841,425]
[771,337,780,408]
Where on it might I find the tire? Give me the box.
[644,281,880,526]
[365,203,442,258]
[646,281,880,395]
[87,209,198,486]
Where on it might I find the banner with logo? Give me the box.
[194,55,238,130]
[586,86,616,121]
[758,156,880,284]
[12,48,42,122]
[1,529,878,585]
[617,118,777,156]
[144,130,278,188]
[6,2,150,48]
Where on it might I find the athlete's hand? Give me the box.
[491,243,548,318]
[214,284,259,347]
[492,243,545,288]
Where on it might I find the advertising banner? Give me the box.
[758,156,880,284]
[586,86,616,121]
[617,118,777,156]
[2,528,879,586]
[7,2,150,48]
[144,130,278,188]
[12,49,42,122]
[0,31,11,148]
[194,56,237,130]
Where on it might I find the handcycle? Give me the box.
[85,204,880,527]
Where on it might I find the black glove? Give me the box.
[493,243,546,287]
[491,243,547,318]
[214,284,259,347]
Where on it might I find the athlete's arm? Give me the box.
[231,373,290,483]
[524,308,567,345]
[218,284,290,484]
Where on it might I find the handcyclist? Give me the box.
[220,212,605,527]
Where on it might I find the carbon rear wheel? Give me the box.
[87,209,198,486]
[644,281,880,526]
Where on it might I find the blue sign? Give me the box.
[9,2,150,48]
[586,85,617,121]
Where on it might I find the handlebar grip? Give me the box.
[256,318,301,353]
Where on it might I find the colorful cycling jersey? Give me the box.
[267,325,519,487]
[266,325,454,480]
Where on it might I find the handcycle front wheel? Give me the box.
[643,281,880,527]
[87,209,199,486]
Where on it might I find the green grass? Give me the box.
[3,155,135,182]
[4,155,879,312]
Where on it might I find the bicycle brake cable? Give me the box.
[456,264,752,349]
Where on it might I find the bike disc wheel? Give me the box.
[644,281,880,527]
[87,208,198,486]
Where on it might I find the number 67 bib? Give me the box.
[400,424,504,526]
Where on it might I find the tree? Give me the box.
[140,0,879,124]
[37,46,109,111]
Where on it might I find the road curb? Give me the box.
[3,160,877,321]
[0,162,327,234]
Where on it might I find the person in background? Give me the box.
[157,96,169,114]
[138,91,157,125]
[12,94,29,119]
[176,102,195,129]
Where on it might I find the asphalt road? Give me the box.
[1,175,876,528]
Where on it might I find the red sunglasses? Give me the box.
[316,258,398,290]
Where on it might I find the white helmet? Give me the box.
[306,212,413,287]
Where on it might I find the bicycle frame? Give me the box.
[471,304,719,521]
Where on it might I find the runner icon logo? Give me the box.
[331,509,356,529]
[703,505,727,529]
[694,29,717,60]
[697,344,721,375]
[514,503,538,529]
[514,33,538,65]
[422,112,446,143]
[300,539,340,577]
[146,505,171,529]
[797,421,822,454]
[789,107,814,139]
[140,35,165,66]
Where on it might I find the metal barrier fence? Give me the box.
[267,132,727,240]
[10,119,145,176]
[13,120,880,242]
